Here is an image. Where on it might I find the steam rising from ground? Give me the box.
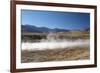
[22,33,90,50]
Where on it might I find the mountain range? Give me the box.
[21,24,69,32]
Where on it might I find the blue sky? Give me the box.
[21,9,90,30]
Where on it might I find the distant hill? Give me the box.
[21,24,69,32]
[85,28,90,31]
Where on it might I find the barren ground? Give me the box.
[21,46,90,63]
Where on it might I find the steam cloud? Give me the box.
[22,33,90,50]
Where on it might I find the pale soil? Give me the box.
[21,46,90,63]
